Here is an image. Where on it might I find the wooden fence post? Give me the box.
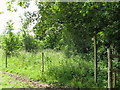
[93,33,97,83]
[41,52,44,75]
[5,51,7,68]
[107,48,112,88]
[113,72,116,88]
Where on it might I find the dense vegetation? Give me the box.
[0,1,120,88]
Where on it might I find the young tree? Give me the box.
[1,20,20,67]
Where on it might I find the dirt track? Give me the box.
[0,71,52,88]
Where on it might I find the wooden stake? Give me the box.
[41,52,44,75]
[5,51,7,68]
[93,33,97,83]
[107,48,112,88]
[113,72,116,88]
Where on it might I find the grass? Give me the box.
[0,72,34,88]
[1,49,119,88]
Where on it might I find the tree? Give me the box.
[1,20,20,67]
[19,12,38,52]
[1,20,20,55]
[33,2,63,49]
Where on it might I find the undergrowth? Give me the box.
[0,49,116,88]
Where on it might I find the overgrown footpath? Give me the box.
[0,49,110,88]
[0,71,34,88]
[0,71,52,88]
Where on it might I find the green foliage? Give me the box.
[17,0,30,9]
[33,2,63,50]
[4,1,120,54]
[33,2,120,55]
[1,20,20,55]
[19,12,38,52]
[22,34,38,52]
[1,1,120,88]
[45,55,94,87]
[1,49,119,88]
[6,1,17,12]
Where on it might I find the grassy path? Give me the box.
[0,71,33,88]
[0,71,52,88]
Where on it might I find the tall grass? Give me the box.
[0,49,110,88]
